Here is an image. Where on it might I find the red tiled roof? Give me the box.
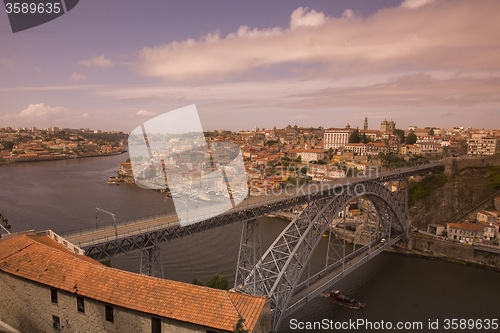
[0,235,266,331]
[447,222,484,232]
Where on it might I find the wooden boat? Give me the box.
[324,290,365,309]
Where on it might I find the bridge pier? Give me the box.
[235,219,261,295]
[139,232,164,278]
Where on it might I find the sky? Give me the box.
[1,0,499,132]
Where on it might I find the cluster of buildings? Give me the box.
[428,198,500,245]
[446,208,500,244]
[0,127,126,163]
[192,120,499,195]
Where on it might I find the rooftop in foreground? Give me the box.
[0,232,268,332]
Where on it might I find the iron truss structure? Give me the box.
[234,180,409,331]
[64,163,440,279]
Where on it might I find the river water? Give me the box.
[1,155,499,332]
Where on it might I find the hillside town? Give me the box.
[0,126,127,163]
[119,118,497,191]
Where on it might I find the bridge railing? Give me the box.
[69,192,308,247]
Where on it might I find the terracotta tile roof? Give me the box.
[447,222,484,232]
[0,235,267,332]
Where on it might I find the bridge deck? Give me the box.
[64,163,441,249]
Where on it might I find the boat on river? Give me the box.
[324,290,365,309]
[1,214,10,229]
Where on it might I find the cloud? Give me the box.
[19,103,67,118]
[400,0,436,9]
[341,9,355,19]
[136,109,157,117]
[1,57,15,68]
[135,1,500,83]
[290,7,328,30]
[279,73,500,109]
[70,72,86,82]
[78,55,113,68]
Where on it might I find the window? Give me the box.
[105,304,114,322]
[151,317,161,333]
[52,315,60,330]
[77,296,85,313]
[51,288,58,304]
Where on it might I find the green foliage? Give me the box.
[192,278,204,286]
[485,166,500,191]
[393,129,405,143]
[205,130,233,137]
[101,259,112,267]
[1,141,14,151]
[265,140,279,146]
[79,132,127,145]
[408,173,448,206]
[361,133,372,144]
[205,274,228,290]
[378,153,407,168]
[405,133,417,144]
[52,131,70,141]
[349,128,361,143]
[233,315,250,333]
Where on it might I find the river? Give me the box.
[1,155,499,332]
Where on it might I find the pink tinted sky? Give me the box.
[0,0,499,132]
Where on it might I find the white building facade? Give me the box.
[324,128,354,149]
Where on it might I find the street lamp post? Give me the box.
[96,208,118,239]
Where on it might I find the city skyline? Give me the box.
[1,0,500,132]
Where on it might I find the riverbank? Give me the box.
[1,150,126,164]
[332,226,500,271]
[385,244,500,272]
[395,235,500,271]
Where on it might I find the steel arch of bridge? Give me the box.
[235,180,408,331]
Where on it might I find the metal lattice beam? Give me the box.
[236,180,409,331]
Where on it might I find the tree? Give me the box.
[393,129,405,143]
[192,278,204,286]
[205,273,228,290]
[405,132,417,144]
[348,128,361,143]
[361,133,370,144]
[1,141,14,151]
[233,315,250,333]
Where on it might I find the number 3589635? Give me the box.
[5,2,61,14]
